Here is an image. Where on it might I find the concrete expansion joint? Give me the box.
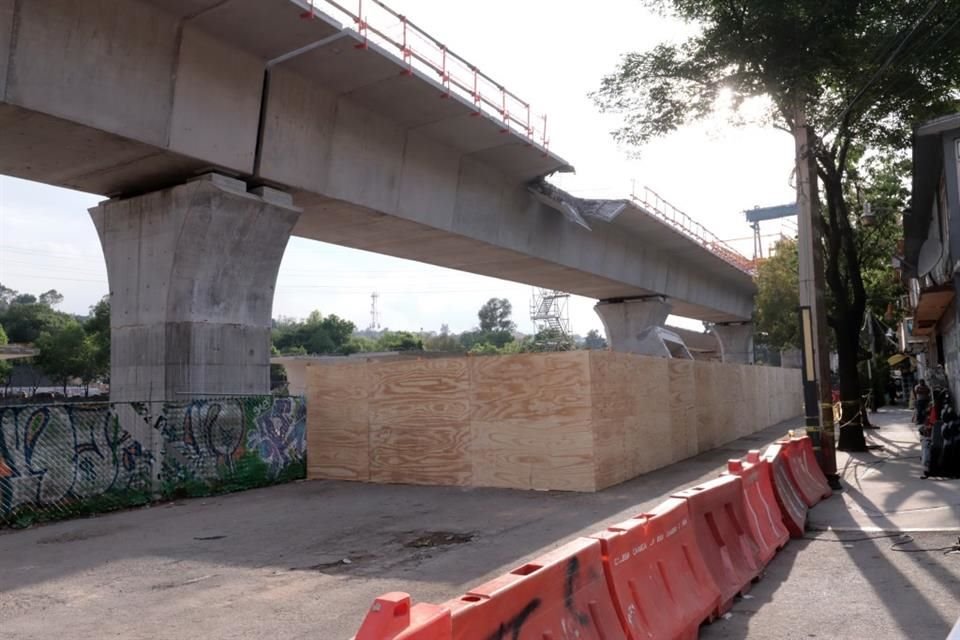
[187,173,297,209]
[598,294,669,305]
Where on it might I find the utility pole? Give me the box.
[793,106,840,488]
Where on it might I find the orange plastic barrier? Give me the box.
[444,537,627,640]
[760,445,808,538]
[590,497,721,640]
[672,475,762,614]
[726,454,790,567]
[354,592,451,640]
[789,436,833,505]
[778,437,832,507]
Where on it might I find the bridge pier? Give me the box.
[594,297,672,356]
[90,174,300,402]
[712,321,755,364]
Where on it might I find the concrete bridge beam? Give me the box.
[712,321,755,364]
[89,174,300,401]
[594,297,673,356]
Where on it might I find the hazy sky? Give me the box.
[0,0,799,336]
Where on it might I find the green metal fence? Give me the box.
[0,396,306,528]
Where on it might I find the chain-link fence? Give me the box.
[0,396,306,528]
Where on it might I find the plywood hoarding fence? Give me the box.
[307,351,802,492]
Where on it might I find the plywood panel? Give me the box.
[694,361,719,452]
[306,361,370,481]
[470,351,591,423]
[304,350,804,493]
[668,359,697,456]
[472,419,595,491]
[368,358,471,486]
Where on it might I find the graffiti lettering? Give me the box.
[485,598,541,640]
[563,556,591,627]
[0,396,307,526]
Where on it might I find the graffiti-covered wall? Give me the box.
[0,396,306,527]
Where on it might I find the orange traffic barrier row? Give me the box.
[672,475,762,614]
[759,445,809,538]
[444,537,626,640]
[777,437,832,507]
[726,452,790,567]
[354,593,450,640]
[590,498,720,640]
[353,433,835,640]
[789,436,833,504]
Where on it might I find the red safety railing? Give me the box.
[631,185,756,274]
[300,0,549,152]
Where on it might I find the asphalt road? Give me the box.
[2,412,957,639]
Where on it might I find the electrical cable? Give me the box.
[823,0,945,134]
[803,532,960,555]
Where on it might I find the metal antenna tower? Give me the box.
[369,292,381,330]
[529,287,571,350]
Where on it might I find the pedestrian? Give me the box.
[914,379,931,425]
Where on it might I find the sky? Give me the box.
[0,0,800,337]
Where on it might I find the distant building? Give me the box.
[900,114,960,408]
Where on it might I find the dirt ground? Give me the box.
[2,412,958,639]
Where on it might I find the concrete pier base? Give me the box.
[712,321,755,364]
[594,296,672,356]
[90,174,300,401]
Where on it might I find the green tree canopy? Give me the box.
[0,324,11,388]
[0,300,70,343]
[593,0,959,450]
[84,296,111,384]
[583,329,608,350]
[272,311,356,355]
[477,298,515,332]
[35,320,96,394]
[754,238,801,351]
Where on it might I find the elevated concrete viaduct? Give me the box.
[0,0,757,399]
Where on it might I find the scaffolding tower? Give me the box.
[529,288,572,350]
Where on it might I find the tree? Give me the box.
[38,289,64,307]
[0,301,70,343]
[592,0,960,451]
[0,324,11,391]
[12,293,37,305]
[478,298,515,332]
[0,283,17,312]
[272,311,356,355]
[528,328,577,352]
[84,296,111,384]
[35,321,95,395]
[375,331,424,352]
[583,329,608,350]
[754,238,802,351]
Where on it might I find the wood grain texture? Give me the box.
[368,358,471,486]
[306,361,370,481]
[305,350,804,493]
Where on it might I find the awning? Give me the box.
[887,353,913,367]
[912,284,955,335]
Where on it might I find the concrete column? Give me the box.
[712,322,755,364]
[594,297,672,356]
[90,174,301,401]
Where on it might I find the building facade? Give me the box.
[902,114,960,408]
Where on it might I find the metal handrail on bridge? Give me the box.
[630,186,756,275]
[300,0,549,152]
